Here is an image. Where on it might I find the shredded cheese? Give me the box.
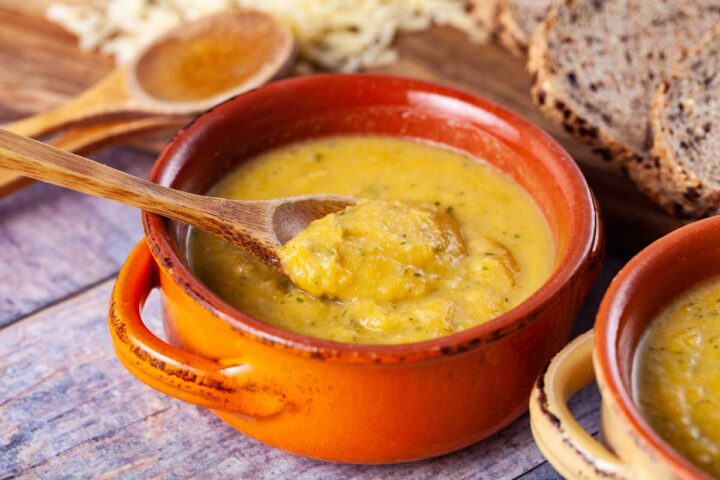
[46,0,488,72]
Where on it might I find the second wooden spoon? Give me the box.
[0,129,353,270]
[6,8,295,139]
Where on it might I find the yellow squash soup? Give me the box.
[188,136,554,344]
[633,277,720,477]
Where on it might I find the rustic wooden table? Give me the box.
[0,4,652,479]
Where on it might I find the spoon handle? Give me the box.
[4,68,137,139]
[0,128,279,260]
[0,116,189,198]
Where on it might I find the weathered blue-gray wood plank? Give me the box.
[0,148,152,327]
[516,462,563,480]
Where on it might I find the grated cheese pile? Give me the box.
[46,0,488,72]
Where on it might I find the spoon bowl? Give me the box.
[128,9,295,112]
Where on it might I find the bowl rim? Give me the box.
[595,216,720,479]
[143,73,599,364]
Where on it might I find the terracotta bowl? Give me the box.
[530,216,720,479]
[108,74,602,464]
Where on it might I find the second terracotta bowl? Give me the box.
[530,216,720,479]
[109,74,602,463]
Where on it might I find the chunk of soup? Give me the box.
[633,277,720,477]
[188,136,555,344]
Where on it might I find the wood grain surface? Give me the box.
[0,6,112,121]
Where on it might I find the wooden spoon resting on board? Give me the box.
[0,8,295,196]
[0,129,353,269]
[6,9,295,139]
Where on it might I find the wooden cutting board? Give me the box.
[0,1,684,250]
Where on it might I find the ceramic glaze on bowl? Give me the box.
[109,74,602,464]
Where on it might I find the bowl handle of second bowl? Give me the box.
[529,331,631,479]
[109,241,290,418]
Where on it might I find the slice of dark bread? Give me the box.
[645,28,720,217]
[497,0,556,56]
[529,0,720,172]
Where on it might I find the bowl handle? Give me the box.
[529,331,631,479]
[109,241,290,418]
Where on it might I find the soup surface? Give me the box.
[188,136,554,344]
[634,277,720,477]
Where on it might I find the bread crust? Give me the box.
[527,1,641,171]
[643,33,720,218]
[497,0,557,56]
[468,0,503,37]
[497,0,530,56]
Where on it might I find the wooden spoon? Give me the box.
[0,129,353,269]
[48,115,190,156]
[0,115,190,196]
[5,8,295,139]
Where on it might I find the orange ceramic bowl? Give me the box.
[109,74,602,464]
